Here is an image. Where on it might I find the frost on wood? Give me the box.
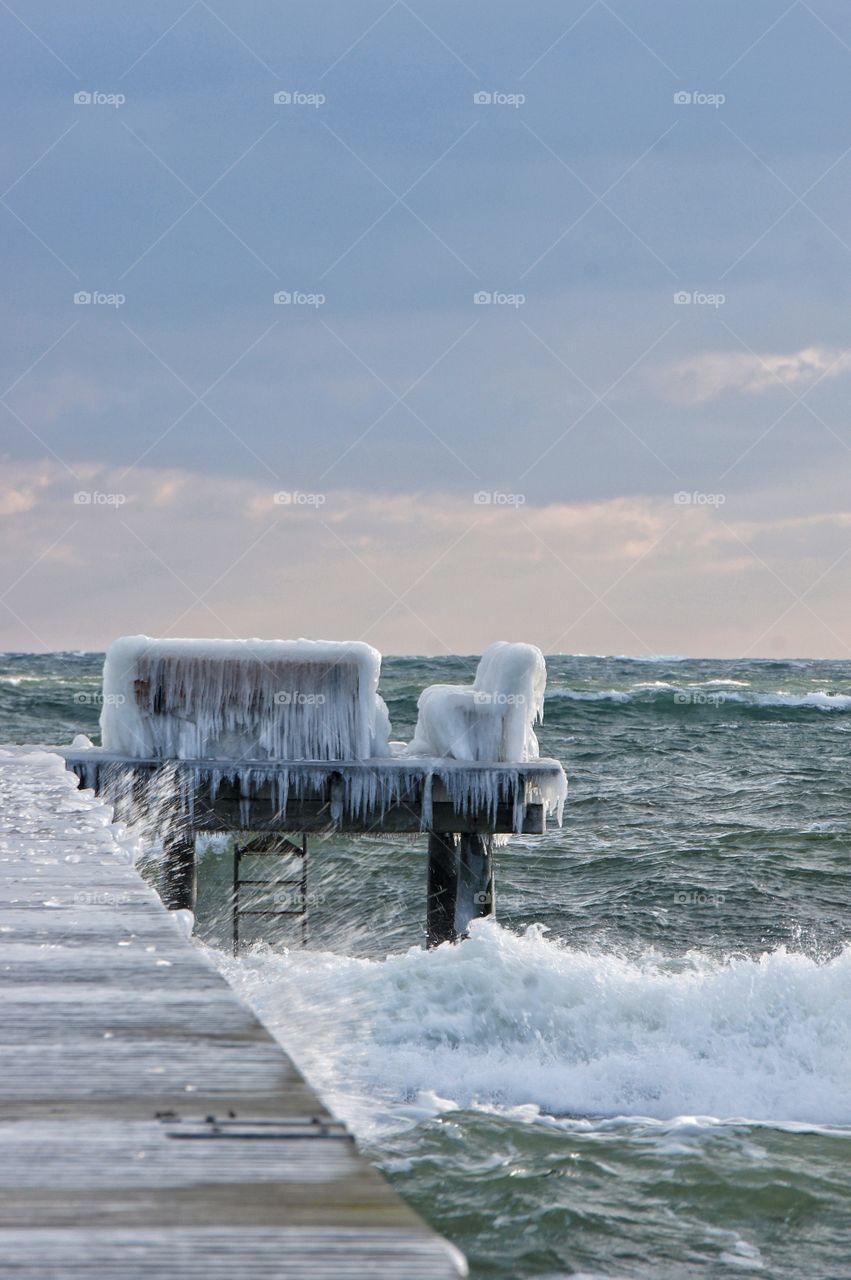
[406,641,547,763]
[100,636,391,761]
[75,757,567,833]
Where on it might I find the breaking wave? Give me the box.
[215,922,851,1141]
[546,686,851,712]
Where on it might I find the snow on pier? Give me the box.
[0,746,465,1279]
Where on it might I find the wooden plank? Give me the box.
[0,748,466,1278]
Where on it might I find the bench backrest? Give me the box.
[406,641,547,763]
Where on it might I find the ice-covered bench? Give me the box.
[99,636,391,761]
[405,641,546,763]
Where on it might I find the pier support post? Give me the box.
[426,832,458,947]
[426,832,494,948]
[161,830,196,913]
[455,834,494,938]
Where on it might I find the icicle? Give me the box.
[100,635,389,762]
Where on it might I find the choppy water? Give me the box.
[3,650,851,1278]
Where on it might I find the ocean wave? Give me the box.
[545,686,851,711]
[215,923,851,1140]
[0,675,77,687]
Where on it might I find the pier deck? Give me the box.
[0,746,465,1278]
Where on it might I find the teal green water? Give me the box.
[3,651,850,1278]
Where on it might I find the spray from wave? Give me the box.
[214,921,851,1140]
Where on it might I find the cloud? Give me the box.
[0,487,36,517]
[2,460,851,658]
[660,346,851,404]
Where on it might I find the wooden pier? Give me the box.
[60,750,566,946]
[0,747,466,1278]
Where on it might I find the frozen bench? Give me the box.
[406,641,547,763]
[100,635,390,762]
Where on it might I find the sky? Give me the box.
[3,0,851,656]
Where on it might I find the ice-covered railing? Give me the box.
[406,641,547,763]
[100,636,391,761]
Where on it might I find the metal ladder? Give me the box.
[232,834,308,955]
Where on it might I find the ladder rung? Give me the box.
[239,909,305,916]
[234,835,309,954]
[237,848,306,857]
[237,878,305,886]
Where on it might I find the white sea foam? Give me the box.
[546,686,851,710]
[544,688,632,703]
[214,921,851,1142]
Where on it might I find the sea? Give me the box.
[2,650,850,1279]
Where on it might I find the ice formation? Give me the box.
[72,756,567,834]
[88,636,566,833]
[406,641,547,763]
[100,636,391,761]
